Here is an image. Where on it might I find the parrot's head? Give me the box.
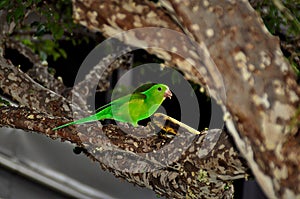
[146,84,172,100]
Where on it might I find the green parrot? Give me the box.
[53,83,172,130]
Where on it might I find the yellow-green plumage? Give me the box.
[53,83,172,130]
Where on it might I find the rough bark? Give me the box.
[0,56,73,117]
[72,0,208,85]
[0,48,250,198]
[169,1,300,198]
[4,38,67,94]
[72,0,300,198]
[0,0,299,198]
[70,49,133,111]
[0,106,248,198]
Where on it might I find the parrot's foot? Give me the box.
[157,131,175,139]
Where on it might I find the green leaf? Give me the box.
[58,48,67,59]
[291,60,300,77]
[48,67,56,75]
[35,24,47,37]
[21,39,33,46]
[39,51,47,61]
[0,97,10,107]
[52,51,60,61]
[26,0,33,5]
[0,0,10,9]
[13,5,26,21]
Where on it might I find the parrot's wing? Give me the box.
[94,94,130,113]
[113,93,146,108]
[115,93,147,113]
[113,93,147,124]
[95,93,146,113]
[129,92,147,100]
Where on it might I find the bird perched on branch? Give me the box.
[53,83,172,130]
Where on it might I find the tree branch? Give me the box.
[1,0,299,198]
[72,0,209,86]
[0,56,73,117]
[70,47,133,111]
[167,1,300,198]
[71,0,300,198]
[0,106,249,198]
[5,38,67,94]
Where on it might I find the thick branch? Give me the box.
[0,56,73,117]
[167,1,300,198]
[72,0,208,86]
[0,106,249,198]
[71,0,300,198]
[71,48,133,111]
[5,38,67,94]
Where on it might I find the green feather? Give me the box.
[53,83,171,130]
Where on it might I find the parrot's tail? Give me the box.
[52,114,100,130]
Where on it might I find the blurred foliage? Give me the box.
[0,96,11,107]
[0,0,87,61]
[251,0,300,77]
[255,0,300,37]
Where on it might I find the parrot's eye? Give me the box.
[157,87,162,91]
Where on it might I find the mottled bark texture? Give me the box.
[71,50,133,111]
[0,56,72,117]
[0,0,299,198]
[72,0,300,198]
[4,38,67,94]
[0,28,249,199]
[0,105,248,198]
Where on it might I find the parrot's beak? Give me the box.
[164,89,172,99]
